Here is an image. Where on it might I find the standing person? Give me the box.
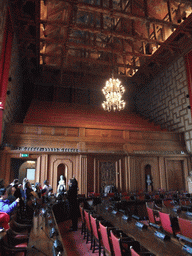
[11,179,22,200]
[24,181,38,220]
[67,178,78,231]
[42,180,52,196]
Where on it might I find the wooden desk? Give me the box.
[96,202,188,256]
[27,208,66,256]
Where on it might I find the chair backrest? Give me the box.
[122,196,130,201]
[146,205,156,224]
[79,205,85,224]
[110,229,122,256]
[99,221,112,255]
[90,214,99,240]
[179,199,191,206]
[84,210,92,232]
[177,217,192,239]
[130,246,140,256]
[158,211,173,234]
[162,199,174,208]
[108,193,115,198]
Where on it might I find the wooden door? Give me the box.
[166,160,185,191]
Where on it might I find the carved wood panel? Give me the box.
[100,161,116,193]
[166,160,185,191]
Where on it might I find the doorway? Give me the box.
[10,158,36,185]
[166,160,185,191]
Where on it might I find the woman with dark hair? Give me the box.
[0,186,20,230]
[67,178,78,231]
[24,181,38,220]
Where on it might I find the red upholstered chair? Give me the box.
[99,221,114,256]
[79,205,86,238]
[146,204,160,225]
[1,233,28,256]
[84,209,93,249]
[90,214,103,255]
[130,247,140,256]
[121,192,128,197]
[107,193,115,198]
[93,193,100,197]
[121,196,130,201]
[158,211,180,236]
[177,217,192,239]
[130,246,155,256]
[110,229,133,256]
[162,199,175,208]
[179,199,191,206]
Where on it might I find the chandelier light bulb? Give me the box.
[102,77,125,111]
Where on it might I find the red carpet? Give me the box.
[58,218,102,256]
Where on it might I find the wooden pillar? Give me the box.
[115,161,118,190]
[125,156,131,192]
[119,159,122,192]
[159,157,166,190]
[40,154,48,187]
[80,155,87,196]
[35,156,41,183]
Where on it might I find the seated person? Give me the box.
[0,186,20,230]
[0,186,20,215]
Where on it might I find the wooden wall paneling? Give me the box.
[97,159,100,193]
[119,159,122,192]
[86,155,94,194]
[124,156,129,192]
[150,157,160,191]
[183,158,190,191]
[75,155,81,193]
[35,156,41,183]
[165,157,188,191]
[129,157,136,192]
[40,154,48,187]
[80,155,87,196]
[0,150,7,181]
[158,157,166,190]
[115,160,119,190]
[5,154,11,186]
[186,157,192,189]
[94,157,96,193]
[134,158,142,192]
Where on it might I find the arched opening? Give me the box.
[145,164,153,192]
[11,158,36,185]
[57,163,67,187]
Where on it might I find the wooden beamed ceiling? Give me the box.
[9,0,192,83]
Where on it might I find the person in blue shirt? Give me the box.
[0,185,20,230]
[0,185,20,215]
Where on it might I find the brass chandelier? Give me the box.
[102,16,125,112]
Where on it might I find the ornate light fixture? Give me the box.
[102,75,125,111]
[102,16,125,112]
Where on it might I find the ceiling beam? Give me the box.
[39,19,164,45]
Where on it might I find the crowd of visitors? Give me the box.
[0,176,79,232]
